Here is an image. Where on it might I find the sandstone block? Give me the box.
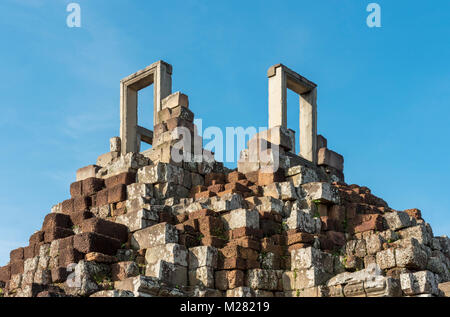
[73,232,121,256]
[384,211,412,231]
[76,165,101,182]
[131,223,178,250]
[286,209,321,234]
[111,261,139,281]
[376,248,396,269]
[80,218,128,243]
[291,247,334,274]
[300,182,340,204]
[246,269,281,291]
[317,148,344,172]
[188,246,218,269]
[127,183,153,200]
[222,209,259,230]
[161,92,189,110]
[145,260,187,287]
[400,270,439,296]
[116,209,158,232]
[145,243,188,267]
[114,275,161,295]
[189,266,214,288]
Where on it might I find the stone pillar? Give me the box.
[268,66,287,129]
[300,88,317,164]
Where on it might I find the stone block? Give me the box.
[127,183,153,200]
[10,247,25,262]
[114,275,161,295]
[96,151,120,168]
[116,209,158,232]
[42,213,71,232]
[222,209,259,230]
[111,261,139,281]
[131,223,178,250]
[317,148,344,172]
[189,266,214,288]
[44,227,74,243]
[398,224,431,246]
[258,169,285,186]
[394,238,428,270]
[73,232,121,256]
[210,193,245,212]
[291,247,334,274]
[286,165,319,186]
[300,182,340,204]
[107,184,127,204]
[145,260,187,287]
[51,267,69,283]
[400,270,439,296]
[246,269,281,291]
[263,182,298,201]
[188,246,218,269]
[76,165,101,182]
[161,92,189,110]
[0,265,11,283]
[286,209,321,234]
[29,231,45,246]
[105,172,136,188]
[376,248,396,269]
[253,126,295,151]
[145,243,188,267]
[82,177,105,196]
[80,218,128,243]
[383,211,412,231]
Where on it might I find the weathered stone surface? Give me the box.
[145,243,188,267]
[398,224,432,246]
[114,275,161,295]
[222,209,259,230]
[111,261,139,281]
[286,209,321,234]
[400,271,439,296]
[263,182,298,201]
[317,148,344,172]
[188,246,218,269]
[376,248,396,270]
[116,209,158,232]
[127,183,153,200]
[145,260,187,286]
[188,266,214,288]
[394,238,428,270]
[286,165,319,186]
[131,223,178,250]
[246,269,281,291]
[291,247,333,274]
[65,260,110,297]
[384,211,412,231]
[300,182,340,204]
[210,193,245,212]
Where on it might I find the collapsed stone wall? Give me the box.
[0,87,449,298]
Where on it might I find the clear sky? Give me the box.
[0,0,449,265]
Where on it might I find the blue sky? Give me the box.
[0,0,449,265]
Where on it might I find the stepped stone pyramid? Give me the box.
[0,61,449,297]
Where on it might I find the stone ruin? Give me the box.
[0,60,449,298]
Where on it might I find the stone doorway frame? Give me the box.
[120,60,172,154]
[267,64,318,164]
